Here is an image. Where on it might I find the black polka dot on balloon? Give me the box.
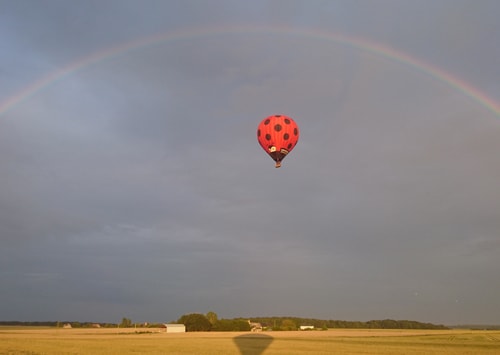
[275,114,281,117]
[265,134,271,140]
[283,133,289,140]
[284,118,290,124]
[274,124,282,132]
[257,129,261,137]
[264,119,270,125]
[294,128,298,135]
[288,143,292,149]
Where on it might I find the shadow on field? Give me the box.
[233,333,273,355]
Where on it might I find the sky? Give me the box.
[0,0,499,326]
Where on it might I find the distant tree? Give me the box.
[206,311,218,326]
[281,319,297,331]
[178,313,212,332]
[213,319,251,331]
[120,317,132,328]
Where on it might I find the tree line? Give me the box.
[0,314,448,331]
[0,321,118,328]
[174,313,449,331]
[248,317,448,330]
[0,320,165,328]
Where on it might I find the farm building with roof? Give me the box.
[162,324,186,333]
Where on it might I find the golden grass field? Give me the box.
[0,327,499,354]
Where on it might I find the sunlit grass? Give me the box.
[0,328,499,354]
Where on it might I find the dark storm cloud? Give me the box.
[1,0,499,325]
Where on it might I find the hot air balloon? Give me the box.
[257,114,299,168]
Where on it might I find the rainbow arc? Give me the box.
[1,26,498,117]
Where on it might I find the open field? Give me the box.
[1,327,499,354]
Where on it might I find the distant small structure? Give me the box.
[162,324,186,333]
[63,323,72,329]
[92,323,101,328]
[299,325,314,330]
[248,320,262,332]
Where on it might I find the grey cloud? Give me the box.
[1,0,499,325]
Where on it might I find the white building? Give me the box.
[163,324,186,333]
[248,320,262,332]
[299,325,315,330]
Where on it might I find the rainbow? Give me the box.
[1,26,498,117]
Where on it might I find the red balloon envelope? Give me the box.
[257,114,299,168]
